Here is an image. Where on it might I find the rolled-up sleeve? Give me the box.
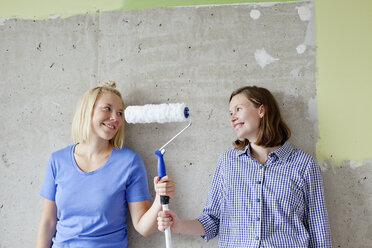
[303,158,332,247]
[197,155,224,242]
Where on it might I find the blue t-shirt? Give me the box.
[40,144,151,248]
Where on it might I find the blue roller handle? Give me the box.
[155,150,166,178]
[155,149,169,205]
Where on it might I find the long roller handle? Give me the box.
[155,149,172,248]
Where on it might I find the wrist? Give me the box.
[172,219,185,234]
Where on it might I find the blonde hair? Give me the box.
[71,81,125,149]
[229,86,290,150]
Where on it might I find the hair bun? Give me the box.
[101,81,116,88]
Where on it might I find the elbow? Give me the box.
[141,232,152,238]
[133,224,155,238]
[136,229,154,238]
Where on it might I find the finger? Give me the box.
[154,176,160,184]
[158,222,173,232]
[157,219,172,228]
[155,186,176,194]
[162,209,171,215]
[158,210,172,217]
[158,175,173,183]
[157,223,166,232]
[158,220,172,228]
[155,182,176,191]
[157,211,167,217]
[155,185,175,193]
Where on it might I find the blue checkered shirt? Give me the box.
[197,141,331,247]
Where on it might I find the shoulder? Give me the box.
[287,147,319,174]
[219,148,240,161]
[289,148,316,164]
[216,148,243,169]
[46,145,75,173]
[112,146,143,162]
[50,144,74,160]
[114,146,137,156]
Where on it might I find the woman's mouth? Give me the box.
[103,123,116,130]
[234,122,244,130]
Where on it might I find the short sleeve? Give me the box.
[40,155,57,201]
[125,154,151,202]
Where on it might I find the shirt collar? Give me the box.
[236,143,251,157]
[236,140,293,162]
[269,141,293,162]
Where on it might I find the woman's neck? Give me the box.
[77,139,113,159]
[74,140,113,172]
[250,142,280,165]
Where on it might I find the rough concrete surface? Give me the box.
[1,1,368,247]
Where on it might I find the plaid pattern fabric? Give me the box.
[197,141,331,248]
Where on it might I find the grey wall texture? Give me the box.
[0,0,370,247]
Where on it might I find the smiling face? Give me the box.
[90,92,124,142]
[229,93,265,142]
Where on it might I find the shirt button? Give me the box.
[256,217,260,221]
[256,198,260,202]
[257,180,261,184]
[259,165,263,169]
[256,236,259,241]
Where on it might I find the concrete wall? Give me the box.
[0,0,371,247]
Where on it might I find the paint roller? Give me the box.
[125,103,191,248]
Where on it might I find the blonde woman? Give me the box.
[36,82,175,248]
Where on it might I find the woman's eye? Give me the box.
[104,106,111,111]
[118,112,123,116]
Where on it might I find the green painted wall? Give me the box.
[315,0,372,164]
[0,0,123,20]
[0,0,295,19]
[1,0,371,165]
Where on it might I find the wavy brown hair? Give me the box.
[230,86,290,150]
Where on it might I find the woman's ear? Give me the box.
[258,105,265,118]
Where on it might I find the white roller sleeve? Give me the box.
[125,103,188,124]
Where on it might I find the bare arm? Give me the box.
[36,199,57,248]
[128,176,175,237]
[157,209,205,236]
[128,196,161,237]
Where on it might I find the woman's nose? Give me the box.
[110,113,119,121]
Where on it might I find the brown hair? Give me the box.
[71,81,125,149]
[229,86,290,150]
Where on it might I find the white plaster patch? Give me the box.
[250,9,261,20]
[349,160,362,170]
[49,14,61,19]
[296,4,312,21]
[304,15,315,47]
[363,158,372,166]
[254,3,276,7]
[296,44,307,54]
[0,18,11,26]
[307,97,317,121]
[195,2,277,8]
[297,3,315,50]
[318,160,331,171]
[254,48,279,69]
